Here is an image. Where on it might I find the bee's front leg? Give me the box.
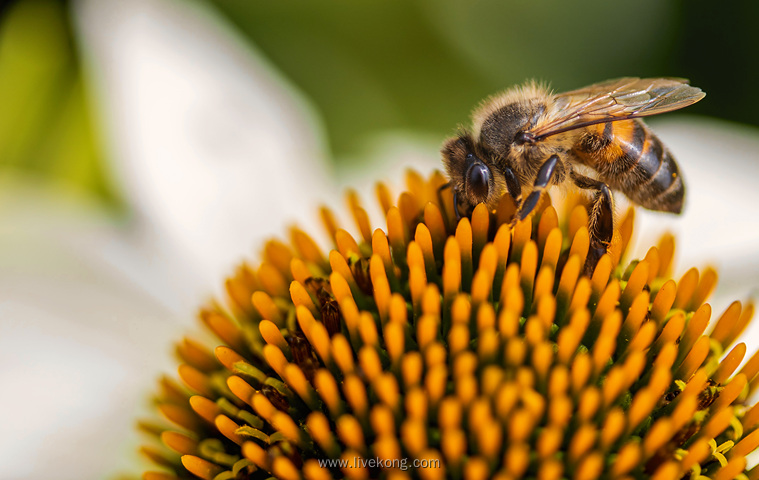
[502,165,523,209]
[452,190,464,221]
[513,154,560,222]
[438,182,469,223]
[570,171,614,276]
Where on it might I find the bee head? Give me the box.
[442,133,506,210]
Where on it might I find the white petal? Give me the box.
[73,0,336,310]
[0,184,184,479]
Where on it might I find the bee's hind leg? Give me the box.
[514,154,560,222]
[570,171,614,276]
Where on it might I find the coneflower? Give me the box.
[140,170,758,480]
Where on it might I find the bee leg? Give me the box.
[452,191,463,221]
[437,181,462,223]
[570,172,614,276]
[503,165,523,208]
[514,154,560,222]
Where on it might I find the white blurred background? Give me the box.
[0,0,757,478]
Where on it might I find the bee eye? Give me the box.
[467,163,490,200]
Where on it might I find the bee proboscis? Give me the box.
[442,77,704,273]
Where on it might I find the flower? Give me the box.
[5,1,759,479]
[140,170,758,480]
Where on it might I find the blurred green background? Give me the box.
[1,0,757,212]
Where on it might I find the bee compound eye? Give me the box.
[467,163,490,200]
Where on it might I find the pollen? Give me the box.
[141,170,757,480]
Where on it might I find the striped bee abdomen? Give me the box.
[573,119,684,213]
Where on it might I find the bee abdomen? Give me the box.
[575,120,684,213]
[631,133,684,213]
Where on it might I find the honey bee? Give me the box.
[442,77,705,273]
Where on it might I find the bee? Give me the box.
[442,77,705,273]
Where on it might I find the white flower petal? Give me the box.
[3,0,340,477]
[74,0,336,310]
[0,185,184,479]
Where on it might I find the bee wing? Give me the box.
[529,77,705,139]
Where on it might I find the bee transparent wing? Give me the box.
[530,77,705,139]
